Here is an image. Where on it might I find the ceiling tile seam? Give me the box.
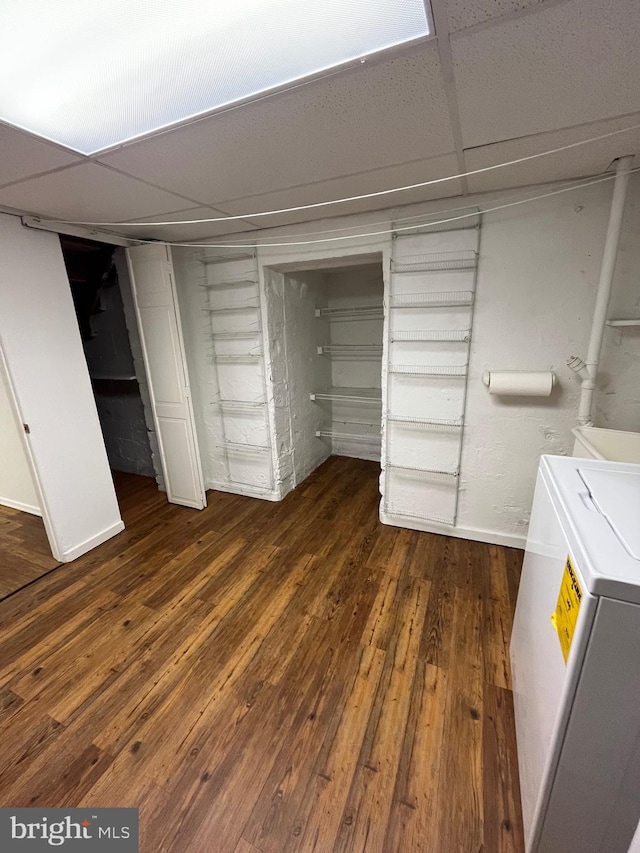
[429,0,468,193]
[203,150,459,213]
[0,160,85,191]
[448,0,574,40]
[88,37,438,160]
[113,204,244,225]
[461,110,640,155]
[89,161,222,212]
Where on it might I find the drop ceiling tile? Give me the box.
[0,123,81,186]
[218,154,463,230]
[445,0,550,32]
[465,113,640,193]
[0,163,197,222]
[110,207,258,243]
[98,45,454,205]
[452,0,640,148]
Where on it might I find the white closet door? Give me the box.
[127,244,206,509]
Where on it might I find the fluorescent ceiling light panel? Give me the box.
[0,0,430,155]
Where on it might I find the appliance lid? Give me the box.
[578,468,640,561]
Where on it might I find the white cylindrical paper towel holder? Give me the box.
[482,370,556,396]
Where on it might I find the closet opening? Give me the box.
[60,236,162,507]
[271,254,384,493]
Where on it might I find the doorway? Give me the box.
[270,257,384,492]
[60,236,161,509]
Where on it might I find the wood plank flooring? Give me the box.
[0,505,59,598]
[0,456,524,852]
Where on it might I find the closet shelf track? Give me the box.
[206,300,259,313]
[200,278,258,289]
[389,364,467,377]
[390,291,474,308]
[317,344,383,357]
[387,464,459,481]
[387,415,463,430]
[315,305,383,319]
[198,252,256,265]
[391,250,477,273]
[316,422,381,443]
[310,387,382,403]
[390,329,470,342]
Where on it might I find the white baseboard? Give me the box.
[206,480,281,502]
[0,497,42,516]
[379,510,526,550]
[59,520,126,563]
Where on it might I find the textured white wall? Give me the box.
[174,176,639,547]
[277,271,331,485]
[0,351,39,515]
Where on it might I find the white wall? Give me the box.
[0,214,123,561]
[595,171,640,429]
[174,175,639,547]
[0,349,40,515]
[278,270,331,485]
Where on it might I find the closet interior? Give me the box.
[276,259,384,486]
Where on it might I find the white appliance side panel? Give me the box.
[540,596,640,853]
[510,471,598,851]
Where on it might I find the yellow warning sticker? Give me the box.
[551,556,583,663]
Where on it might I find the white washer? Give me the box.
[511,454,640,853]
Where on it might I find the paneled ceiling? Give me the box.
[1,0,639,242]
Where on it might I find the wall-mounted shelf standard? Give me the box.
[387,415,463,430]
[390,329,470,342]
[391,250,477,273]
[317,344,383,357]
[606,319,640,327]
[310,386,382,403]
[315,305,383,319]
[390,291,474,309]
[389,364,467,377]
[204,247,275,498]
[387,463,459,481]
[316,422,381,443]
[384,218,481,530]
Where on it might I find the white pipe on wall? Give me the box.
[577,155,634,426]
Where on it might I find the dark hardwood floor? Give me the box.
[0,456,524,852]
[0,505,59,599]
